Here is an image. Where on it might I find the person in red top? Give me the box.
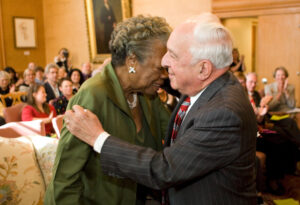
[22,84,57,136]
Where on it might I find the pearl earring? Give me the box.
[129,66,136,74]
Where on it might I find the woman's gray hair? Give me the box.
[109,15,171,67]
[188,13,233,69]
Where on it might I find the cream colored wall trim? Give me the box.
[213,0,300,18]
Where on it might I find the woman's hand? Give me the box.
[65,105,104,146]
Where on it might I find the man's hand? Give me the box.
[65,105,104,147]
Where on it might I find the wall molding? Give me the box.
[213,0,300,18]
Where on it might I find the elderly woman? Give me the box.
[45,15,171,205]
[0,71,13,106]
[18,68,36,93]
[264,66,295,112]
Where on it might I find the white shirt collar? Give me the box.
[185,87,207,117]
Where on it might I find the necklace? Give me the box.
[127,93,137,109]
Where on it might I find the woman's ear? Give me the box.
[125,54,137,68]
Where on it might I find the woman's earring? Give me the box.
[129,66,136,74]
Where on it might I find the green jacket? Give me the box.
[44,64,170,205]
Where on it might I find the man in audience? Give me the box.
[34,66,45,85]
[44,63,59,103]
[65,12,258,204]
[81,62,92,81]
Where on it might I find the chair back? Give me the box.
[0,91,27,107]
[52,115,64,138]
[3,103,26,123]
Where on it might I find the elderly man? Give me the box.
[65,13,257,204]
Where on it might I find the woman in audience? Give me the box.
[265,66,295,112]
[4,66,23,89]
[67,68,84,94]
[45,15,171,205]
[0,71,13,106]
[21,84,57,136]
[52,78,73,115]
[18,68,36,93]
[230,48,246,72]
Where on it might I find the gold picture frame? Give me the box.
[85,0,132,63]
[13,17,37,48]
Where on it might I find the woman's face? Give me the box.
[131,40,168,95]
[232,50,239,61]
[275,69,287,83]
[0,77,9,90]
[24,69,35,84]
[59,80,73,97]
[33,86,47,104]
[71,71,81,84]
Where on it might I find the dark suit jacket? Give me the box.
[44,82,57,102]
[100,72,258,205]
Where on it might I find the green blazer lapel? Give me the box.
[139,95,157,138]
[102,64,132,117]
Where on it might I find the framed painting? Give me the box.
[85,0,132,63]
[13,17,37,48]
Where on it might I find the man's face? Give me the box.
[161,24,199,96]
[47,67,58,84]
[246,74,257,93]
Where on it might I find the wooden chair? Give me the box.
[0,91,27,107]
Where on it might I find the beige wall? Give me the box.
[132,0,211,28]
[256,13,300,106]
[43,0,89,68]
[0,0,45,73]
[223,18,257,73]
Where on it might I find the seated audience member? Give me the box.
[54,48,72,72]
[68,68,84,94]
[233,71,246,90]
[246,72,300,195]
[58,67,67,80]
[81,62,92,81]
[18,68,36,93]
[264,66,295,112]
[230,48,246,73]
[22,84,57,136]
[52,78,73,115]
[35,66,45,84]
[4,66,23,88]
[0,71,13,106]
[28,62,36,70]
[44,63,60,103]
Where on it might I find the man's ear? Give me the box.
[196,60,212,80]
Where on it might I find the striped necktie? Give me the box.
[171,96,191,144]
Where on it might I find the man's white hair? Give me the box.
[187,13,233,69]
